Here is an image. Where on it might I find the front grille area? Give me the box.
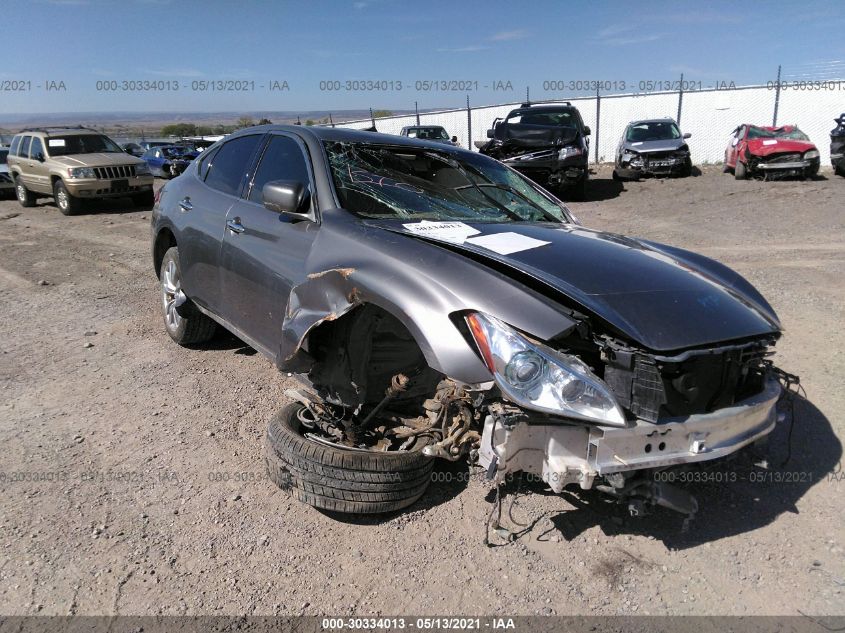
[94,165,136,179]
[603,340,773,422]
[764,152,802,164]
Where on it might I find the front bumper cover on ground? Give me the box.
[478,377,782,493]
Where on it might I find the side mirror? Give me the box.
[262,180,310,219]
[583,126,591,136]
[683,132,692,139]
[486,129,494,139]
[35,152,45,162]
[451,136,458,143]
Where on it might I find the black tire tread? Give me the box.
[265,444,430,493]
[294,487,428,514]
[264,403,432,513]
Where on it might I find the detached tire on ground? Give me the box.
[265,403,434,514]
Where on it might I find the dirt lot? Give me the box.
[1,165,843,618]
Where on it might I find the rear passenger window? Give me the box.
[197,146,219,180]
[29,137,43,159]
[9,136,21,156]
[204,135,262,196]
[19,136,32,158]
[248,136,311,204]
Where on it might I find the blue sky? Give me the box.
[3,0,844,114]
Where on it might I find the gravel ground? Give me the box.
[0,165,843,618]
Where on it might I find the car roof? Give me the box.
[629,118,677,126]
[739,124,801,133]
[228,124,468,151]
[509,104,576,115]
[403,125,445,129]
[16,127,101,136]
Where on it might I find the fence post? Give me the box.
[677,73,684,126]
[772,65,782,126]
[466,95,472,150]
[415,101,420,125]
[594,85,600,164]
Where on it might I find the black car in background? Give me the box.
[479,102,590,199]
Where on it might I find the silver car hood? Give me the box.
[623,139,686,153]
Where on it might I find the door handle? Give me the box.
[178,197,192,212]
[226,218,245,234]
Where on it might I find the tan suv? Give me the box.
[7,126,154,215]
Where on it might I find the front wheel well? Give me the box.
[153,228,177,278]
[305,303,443,409]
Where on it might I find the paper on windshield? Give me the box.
[465,232,550,255]
[48,139,66,147]
[762,140,778,146]
[402,221,480,244]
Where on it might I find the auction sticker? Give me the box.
[402,221,480,244]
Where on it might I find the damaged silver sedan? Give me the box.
[151,125,789,520]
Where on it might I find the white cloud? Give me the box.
[436,45,489,53]
[144,68,205,78]
[491,29,528,41]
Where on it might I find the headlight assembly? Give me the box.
[465,312,626,427]
[804,150,820,160]
[558,146,584,160]
[67,167,96,179]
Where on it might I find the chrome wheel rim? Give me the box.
[161,259,182,331]
[16,183,26,202]
[56,188,68,210]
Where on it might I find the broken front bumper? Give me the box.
[617,154,689,178]
[502,154,587,187]
[750,157,819,178]
[478,377,781,493]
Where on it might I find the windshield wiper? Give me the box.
[471,183,562,223]
[454,158,563,223]
[423,151,524,221]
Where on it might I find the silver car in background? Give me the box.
[613,118,692,180]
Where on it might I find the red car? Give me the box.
[725,124,820,180]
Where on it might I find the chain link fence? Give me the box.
[334,76,843,166]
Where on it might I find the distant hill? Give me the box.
[0,110,416,134]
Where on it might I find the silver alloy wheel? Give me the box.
[56,188,69,211]
[161,259,182,331]
[16,182,26,203]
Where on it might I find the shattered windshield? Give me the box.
[324,141,570,223]
[747,126,810,141]
[626,121,681,142]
